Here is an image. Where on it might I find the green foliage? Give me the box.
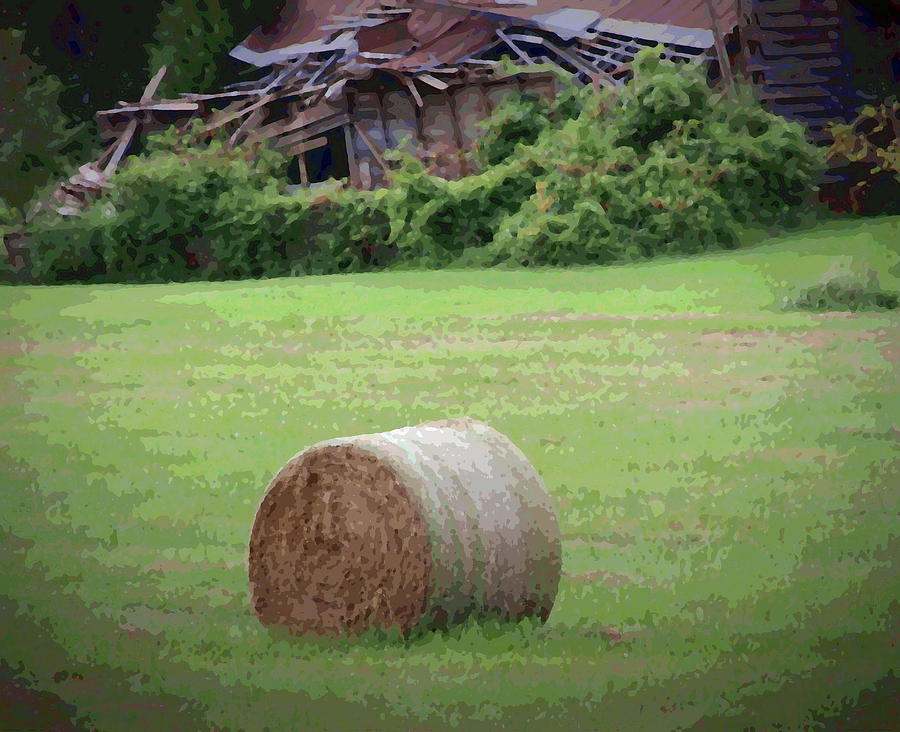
[784,261,899,312]
[145,0,235,97]
[476,93,553,168]
[823,98,899,215]
[485,50,823,267]
[0,29,91,210]
[380,153,544,267]
[28,133,288,283]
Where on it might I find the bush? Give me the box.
[27,132,292,283]
[784,262,898,312]
[822,99,899,215]
[485,49,824,267]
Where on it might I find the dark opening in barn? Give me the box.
[305,127,351,184]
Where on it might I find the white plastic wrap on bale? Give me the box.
[319,418,562,627]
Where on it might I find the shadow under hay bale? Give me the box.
[248,418,561,636]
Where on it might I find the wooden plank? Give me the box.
[755,14,839,29]
[402,76,424,107]
[103,119,138,176]
[382,90,419,152]
[272,114,351,149]
[452,86,489,147]
[704,0,734,91]
[745,26,839,43]
[248,102,346,143]
[96,102,199,117]
[228,107,265,148]
[141,66,167,103]
[497,28,538,66]
[343,124,361,188]
[754,0,836,11]
[352,122,389,171]
[417,74,449,91]
[757,84,835,100]
[757,40,839,58]
[297,136,328,153]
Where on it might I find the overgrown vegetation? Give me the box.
[821,98,899,216]
[17,51,826,284]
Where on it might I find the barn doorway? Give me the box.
[286,126,351,187]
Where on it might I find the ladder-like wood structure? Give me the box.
[741,0,850,143]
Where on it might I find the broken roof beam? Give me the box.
[262,54,311,93]
[299,51,341,93]
[512,33,616,89]
[416,73,450,90]
[402,76,424,107]
[496,28,538,66]
[101,65,169,177]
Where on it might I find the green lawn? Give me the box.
[1,218,898,730]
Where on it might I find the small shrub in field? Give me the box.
[822,99,899,215]
[785,264,898,312]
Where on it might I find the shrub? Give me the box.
[27,133,290,283]
[476,92,553,168]
[783,261,898,312]
[485,49,823,267]
[822,99,899,215]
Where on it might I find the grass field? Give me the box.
[1,218,898,730]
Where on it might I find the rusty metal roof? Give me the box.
[231,0,738,67]
[409,0,738,34]
[383,15,498,70]
[232,0,387,65]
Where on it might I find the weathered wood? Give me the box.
[352,122,390,171]
[272,114,351,149]
[402,76,424,107]
[704,0,735,91]
[754,0,836,12]
[755,13,839,29]
[417,74,449,91]
[343,124,362,188]
[228,107,265,148]
[141,66,168,103]
[103,119,138,176]
[497,28,538,66]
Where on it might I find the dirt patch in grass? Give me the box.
[145,560,241,574]
[0,339,36,357]
[522,311,719,323]
[872,329,900,363]
[564,569,631,587]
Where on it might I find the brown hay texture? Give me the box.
[248,417,561,636]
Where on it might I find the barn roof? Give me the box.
[230,0,740,66]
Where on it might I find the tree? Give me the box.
[0,28,89,209]
[145,0,235,98]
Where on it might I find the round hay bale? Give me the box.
[248,417,561,636]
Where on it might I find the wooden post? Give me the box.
[705,0,736,92]
[443,89,469,176]
[103,66,168,177]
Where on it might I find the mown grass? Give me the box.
[1,217,898,730]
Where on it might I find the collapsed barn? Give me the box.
[46,0,895,215]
